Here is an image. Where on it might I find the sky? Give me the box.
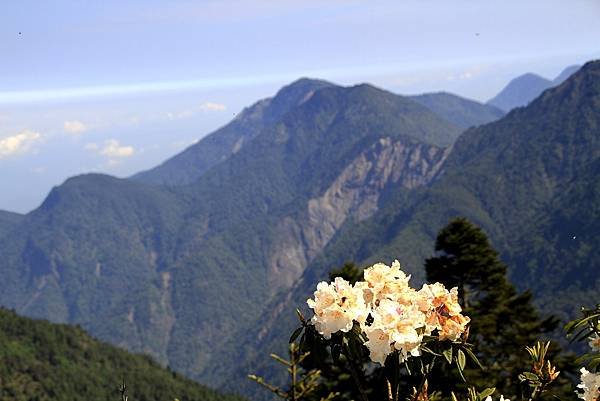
[1,0,599,213]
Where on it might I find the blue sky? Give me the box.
[1,0,599,213]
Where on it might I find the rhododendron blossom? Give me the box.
[577,368,600,401]
[306,277,367,339]
[417,283,470,341]
[307,260,470,364]
[589,334,600,352]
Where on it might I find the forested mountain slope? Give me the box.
[0,210,22,239]
[0,308,243,401]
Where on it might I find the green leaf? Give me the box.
[456,362,466,382]
[463,346,484,370]
[421,345,441,356]
[575,354,592,365]
[589,357,600,370]
[478,387,495,400]
[289,327,303,344]
[457,349,466,371]
[570,329,593,344]
[566,315,600,335]
[443,348,453,364]
[564,320,577,332]
[521,372,539,381]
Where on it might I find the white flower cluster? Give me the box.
[577,368,600,401]
[307,260,470,364]
[484,396,510,401]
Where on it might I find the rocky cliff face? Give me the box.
[268,136,450,289]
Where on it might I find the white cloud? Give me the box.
[100,139,135,158]
[167,110,195,120]
[199,102,226,112]
[458,65,485,80]
[64,120,88,134]
[0,130,42,159]
[166,102,226,121]
[85,139,135,158]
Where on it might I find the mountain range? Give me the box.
[487,65,580,111]
[0,62,597,399]
[226,61,599,396]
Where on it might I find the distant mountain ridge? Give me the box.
[487,65,580,111]
[410,91,505,129]
[134,80,503,187]
[552,65,581,85]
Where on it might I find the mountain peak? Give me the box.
[266,77,336,120]
[278,77,333,91]
[133,78,336,186]
[487,72,553,112]
[573,59,599,77]
[530,60,599,109]
[553,64,581,85]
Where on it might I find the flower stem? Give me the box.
[387,378,394,401]
[343,343,370,401]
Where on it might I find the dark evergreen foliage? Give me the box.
[425,218,575,400]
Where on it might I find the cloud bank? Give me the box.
[64,120,88,134]
[0,130,42,159]
[86,139,135,160]
[199,102,226,112]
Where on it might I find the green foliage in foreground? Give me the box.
[0,308,244,401]
[254,219,581,401]
[255,305,599,401]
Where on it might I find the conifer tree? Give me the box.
[425,217,571,400]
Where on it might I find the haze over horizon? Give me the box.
[1,0,599,213]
